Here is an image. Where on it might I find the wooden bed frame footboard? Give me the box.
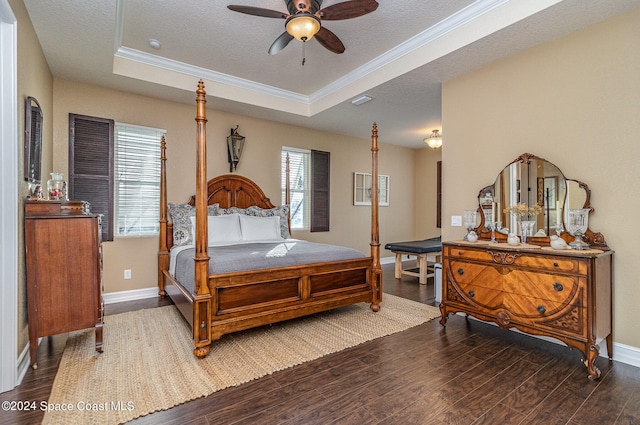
[158,80,382,358]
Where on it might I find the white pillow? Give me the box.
[239,215,282,241]
[190,214,242,245]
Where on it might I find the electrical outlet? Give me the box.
[451,215,462,227]
[124,269,131,280]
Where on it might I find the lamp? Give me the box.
[424,129,442,149]
[227,125,245,172]
[285,13,321,42]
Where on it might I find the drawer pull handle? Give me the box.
[553,282,563,291]
[458,251,463,256]
[468,290,475,298]
[553,262,559,267]
[537,305,546,314]
[457,268,464,275]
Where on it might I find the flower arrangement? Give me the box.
[504,203,543,219]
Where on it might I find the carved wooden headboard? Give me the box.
[187,174,275,209]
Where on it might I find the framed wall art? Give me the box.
[353,172,389,206]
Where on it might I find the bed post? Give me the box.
[370,123,382,311]
[158,136,168,297]
[193,80,212,358]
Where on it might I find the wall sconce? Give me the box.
[424,129,442,149]
[227,125,245,172]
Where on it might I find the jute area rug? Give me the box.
[43,294,440,424]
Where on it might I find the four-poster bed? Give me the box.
[158,80,383,358]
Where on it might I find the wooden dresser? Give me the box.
[440,241,613,379]
[24,200,103,368]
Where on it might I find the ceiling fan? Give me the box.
[227,0,379,55]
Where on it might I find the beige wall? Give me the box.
[11,0,54,356]
[441,9,640,348]
[52,80,417,293]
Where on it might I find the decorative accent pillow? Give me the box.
[246,206,291,239]
[168,203,195,247]
[190,214,242,245]
[239,215,282,241]
[212,205,291,239]
[168,203,219,247]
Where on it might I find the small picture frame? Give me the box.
[353,172,389,206]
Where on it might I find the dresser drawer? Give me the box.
[506,253,585,275]
[445,246,494,262]
[449,281,586,337]
[446,246,585,275]
[449,260,583,304]
[453,277,581,315]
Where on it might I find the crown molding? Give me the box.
[309,0,511,104]
[114,47,310,105]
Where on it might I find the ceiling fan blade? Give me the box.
[314,27,345,54]
[227,5,288,19]
[318,0,378,20]
[268,32,295,55]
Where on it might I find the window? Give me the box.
[114,124,164,236]
[281,147,330,232]
[69,114,163,240]
[282,147,310,229]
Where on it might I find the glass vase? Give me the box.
[519,220,535,244]
[567,208,590,250]
[47,172,68,201]
[463,210,477,241]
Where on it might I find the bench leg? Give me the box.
[418,255,427,284]
[394,253,402,279]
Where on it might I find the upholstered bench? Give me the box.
[384,237,442,285]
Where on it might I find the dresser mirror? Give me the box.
[24,96,43,185]
[475,153,607,248]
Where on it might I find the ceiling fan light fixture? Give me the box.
[285,13,321,42]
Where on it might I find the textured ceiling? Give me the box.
[24,0,640,147]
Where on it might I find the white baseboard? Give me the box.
[381,256,395,265]
[612,342,640,368]
[463,314,640,367]
[16,343,31,386]
[103,287,159,304]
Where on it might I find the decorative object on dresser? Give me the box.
[462,209,477,241]
[46,172,68,200]
[24,200,103,369]
[440,153,613,380]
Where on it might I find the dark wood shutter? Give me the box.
[310,150,330,232]
[69,114,114,241]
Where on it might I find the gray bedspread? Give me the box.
[173,240,367,295]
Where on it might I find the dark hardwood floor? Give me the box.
[2,262,640,424]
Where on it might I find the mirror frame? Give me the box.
[474,153,608,249]
[24,96,43,185]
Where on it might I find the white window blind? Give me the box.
[114,124,164,236]
[282,147,310,229]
